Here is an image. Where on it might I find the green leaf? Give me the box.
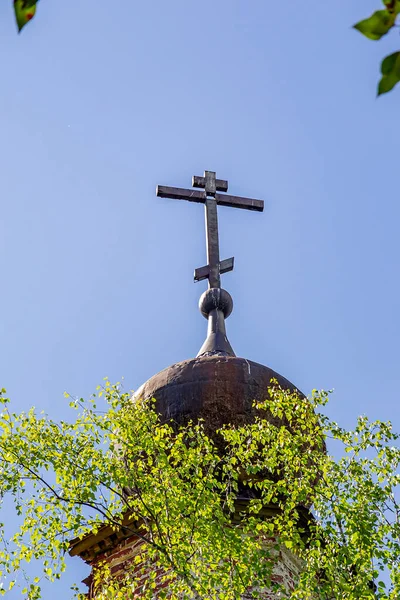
[14,0,38,33]
[353,10,396,40]
[382,0,400,15]
[378,51,400,95]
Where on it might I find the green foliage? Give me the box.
[354,10,396,41]
[0,382,399,598]
[13,0,38,32]
[378,52,400,95]
[354,10,396,40]
[354,2,400,94]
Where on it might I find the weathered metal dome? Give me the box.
[134,354,299,436]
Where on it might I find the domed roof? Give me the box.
[134,354,300,436]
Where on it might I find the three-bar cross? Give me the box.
[156,171,264,289]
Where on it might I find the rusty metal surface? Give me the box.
[134,355,300,436]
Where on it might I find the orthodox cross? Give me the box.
[156,171,264,289]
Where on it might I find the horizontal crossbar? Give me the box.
[156,185,264,212]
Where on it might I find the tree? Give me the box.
[0,381,399,599]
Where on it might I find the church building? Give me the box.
[69,171,307,598]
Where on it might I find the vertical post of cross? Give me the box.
[204,171,221,289]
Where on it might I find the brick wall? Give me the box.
[82,532,303,599]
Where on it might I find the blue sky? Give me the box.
[0,0,399,596]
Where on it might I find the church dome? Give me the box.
[134,354,300,436]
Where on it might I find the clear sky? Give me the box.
[1,0,399,596]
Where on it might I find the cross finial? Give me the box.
[156,170,264,356]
